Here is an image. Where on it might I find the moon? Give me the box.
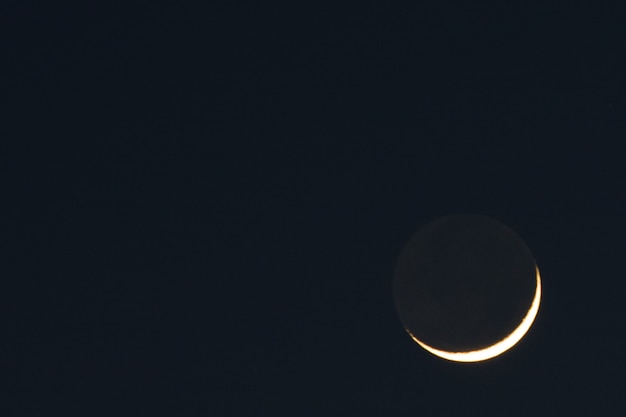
[393,215,541,363]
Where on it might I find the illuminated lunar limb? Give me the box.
[408,267,541,363]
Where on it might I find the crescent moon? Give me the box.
[407,266,542,363]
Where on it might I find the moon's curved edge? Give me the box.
[407,266,542,363]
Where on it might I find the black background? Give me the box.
[4,2,626,416]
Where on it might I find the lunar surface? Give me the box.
[393,215,541,362]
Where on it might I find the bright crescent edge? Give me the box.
[407,266,542,363]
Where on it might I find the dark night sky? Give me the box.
[4,2,626,416]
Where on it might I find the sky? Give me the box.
[4,2,626,416]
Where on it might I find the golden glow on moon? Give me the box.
[407,266,542,363]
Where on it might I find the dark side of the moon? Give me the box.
[393,215,537,353]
